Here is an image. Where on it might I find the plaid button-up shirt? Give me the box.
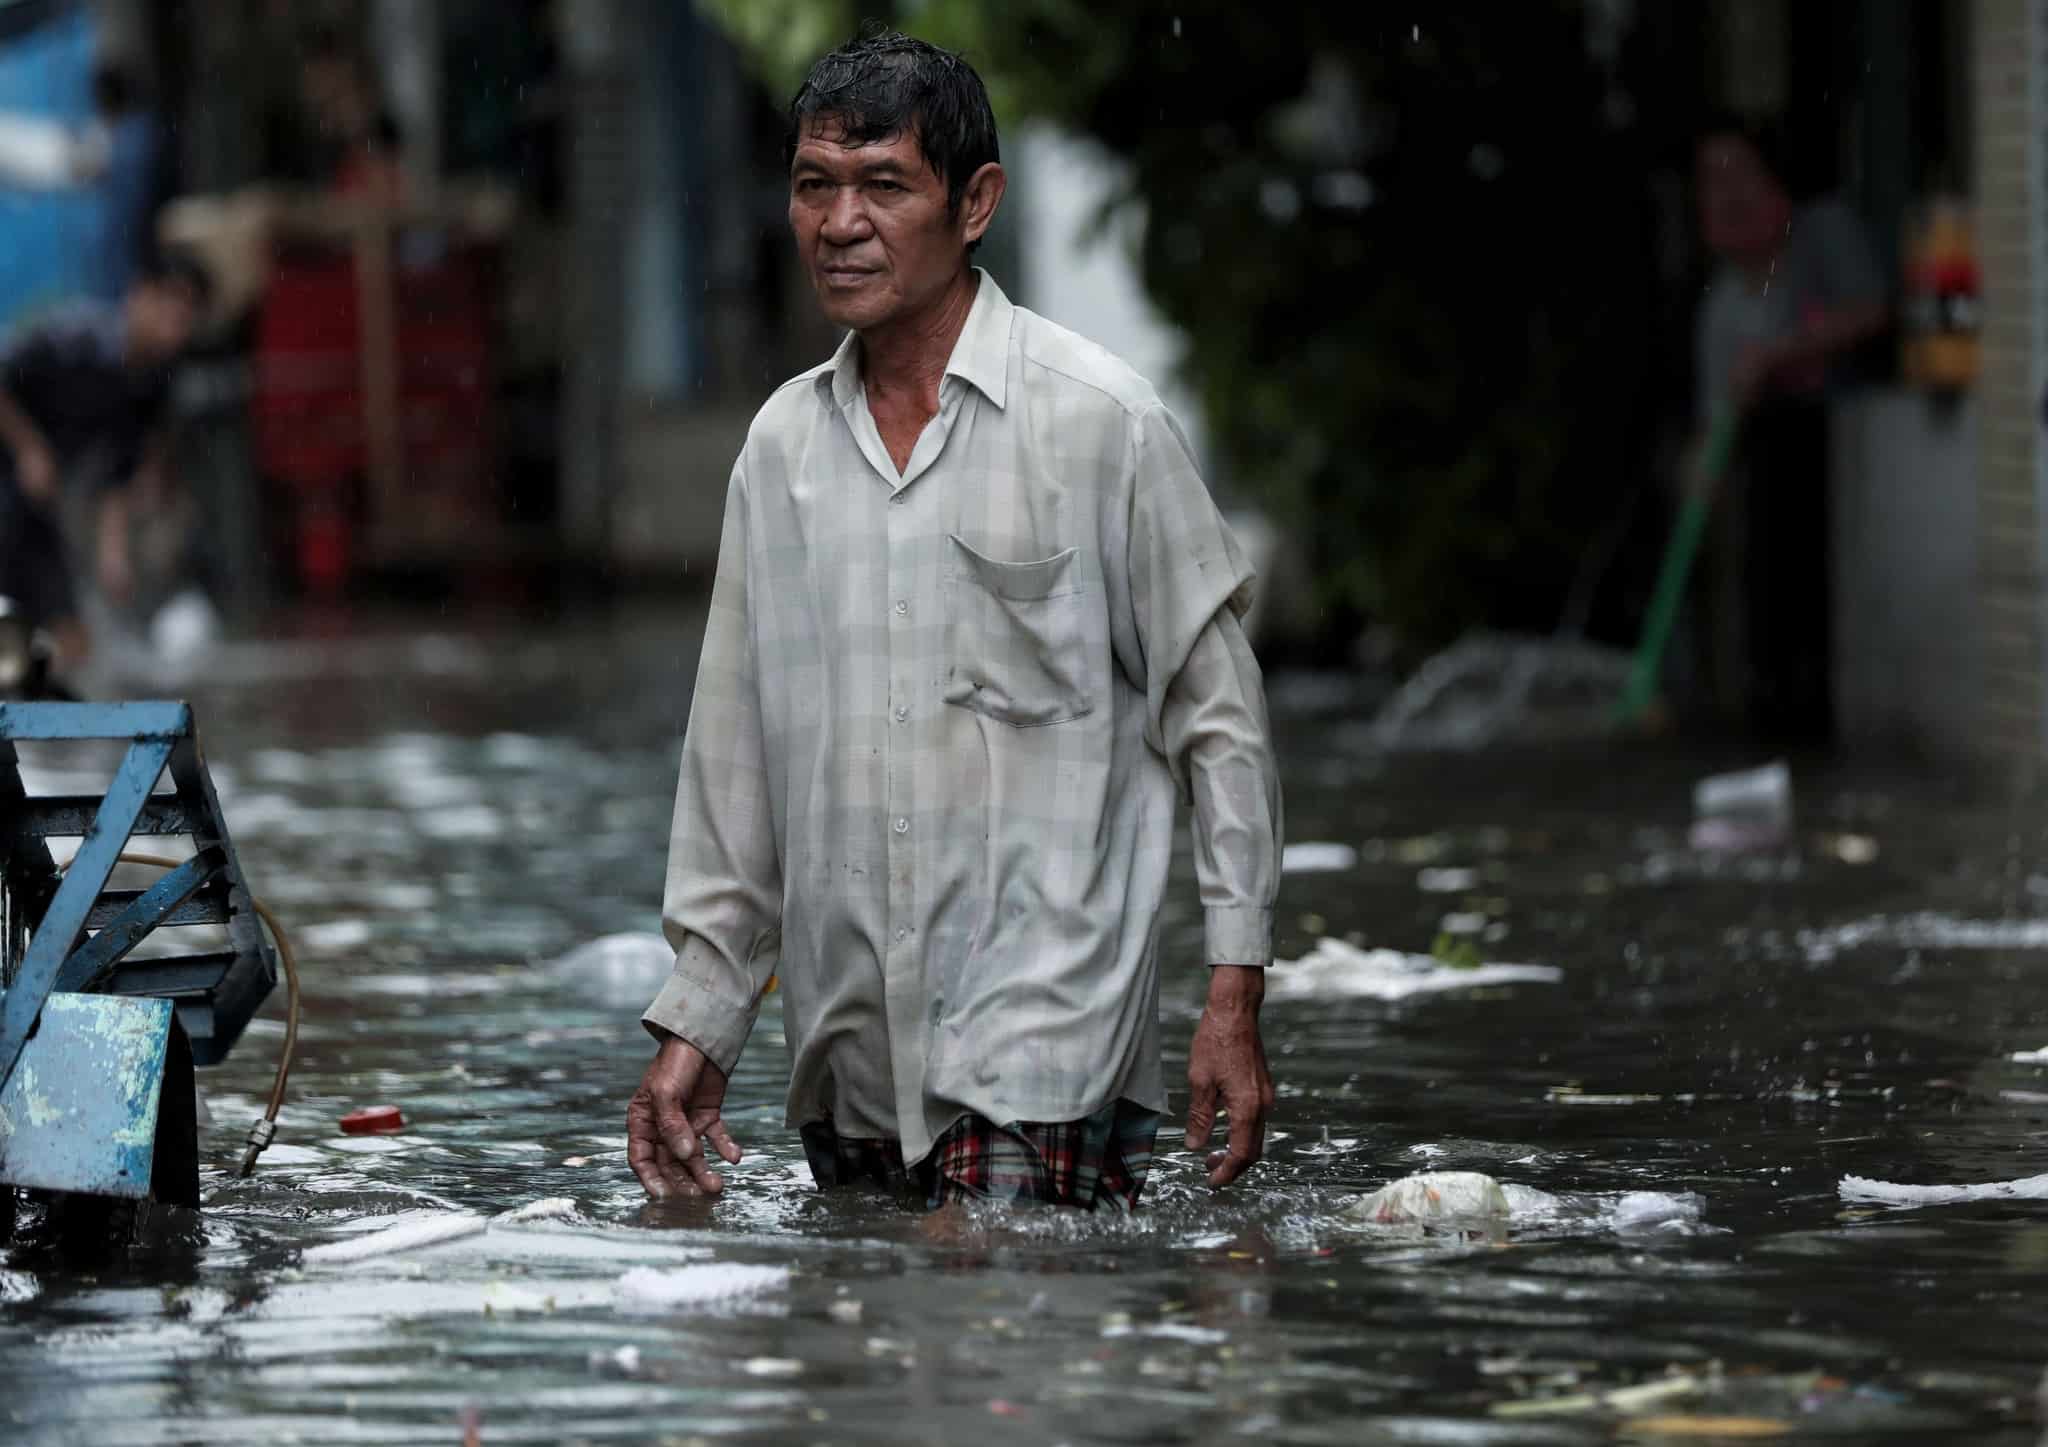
[643,271,1282,1164]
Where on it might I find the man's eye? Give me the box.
[869,180,902,193]
[795,177,828,193]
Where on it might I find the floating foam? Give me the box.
[1269,937,1562,1001]
[1839,1172,2048,1206]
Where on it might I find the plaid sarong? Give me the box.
[799,1097,1160,1213]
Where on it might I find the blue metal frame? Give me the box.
[0,702,276,1091]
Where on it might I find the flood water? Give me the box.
[7,606,2048,1444]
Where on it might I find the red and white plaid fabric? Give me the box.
[800,1097,1159,1213]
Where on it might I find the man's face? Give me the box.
[789,116,980,333]
[1697,134,1789,263]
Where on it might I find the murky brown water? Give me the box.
[6,607,2048,1444]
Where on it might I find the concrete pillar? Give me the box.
[1970,0,2047,763]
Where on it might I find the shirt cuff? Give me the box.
[1204,906,1272,966]
[640,961,760,1077]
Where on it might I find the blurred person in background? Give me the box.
[297,31,406,206]
[0,252,210,667]
[80,61,168,305]
[1692,116,1889,744]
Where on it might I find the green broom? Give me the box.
[1612,407,1741,726]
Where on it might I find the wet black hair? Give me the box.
[1697,110,1816,200]
[785,24,1000,222]
[139,250,215,313]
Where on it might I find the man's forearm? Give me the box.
[1776,300,1888,374]
[1165,613,1282,967]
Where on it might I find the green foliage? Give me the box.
[700,1,1659,650]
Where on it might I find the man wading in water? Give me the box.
[627,29,1282,1211]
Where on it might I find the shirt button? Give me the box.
[894,817,909,834]
[895,926,909,942]
[894,705,909,722]
[894,599,909,616]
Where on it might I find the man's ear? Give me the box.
[960,161,1006,247]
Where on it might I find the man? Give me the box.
[1691,117,1886,742]
[627,30,1282,1212]
[0,252,209,667]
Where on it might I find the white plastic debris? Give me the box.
[1344,1172,1707,1235]
[738,1356,805,1378]
[589,1344,642,1374]
[546,932,677,1006]
[612,1264,790,1312]
[1100,1321,1230,1345]
[1689,760,1793,852]
[479,1281,556,1314]
[1344,1171,1513,1225]
[1839,1173,2048,1207]
[1268,937,1561,1001]
[2011,1047,2048,1065]
[302,1212,489,1264]
[149,588,222,667]
[1281,842,1358,874]
[1417,866,1480,893]
[496,1197,580,1225]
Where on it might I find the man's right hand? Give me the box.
[15,441,57,504]
[627,1033,743,1199]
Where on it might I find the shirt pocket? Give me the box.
[944,534,1096,727]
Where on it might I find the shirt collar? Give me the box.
[820,267,1013,411]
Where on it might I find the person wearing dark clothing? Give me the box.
[83,63,169,304]
[1691,120,1888,744]
[0,254,208,665]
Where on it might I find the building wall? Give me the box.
[1972,0,2046,763]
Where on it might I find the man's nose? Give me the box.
[821,187,872,244]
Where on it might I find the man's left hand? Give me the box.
[1185,964,1274,1187]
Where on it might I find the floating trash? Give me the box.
[1342,1171,1707,1237]
[340,1105,406,1135]
[302,1211,488,1264]
[1344,1171,1510,1225]
[1838,1172,2048,1207]
[1269,938,1561,1001]
[544,932,677,1007]
[1281,842,1358,873]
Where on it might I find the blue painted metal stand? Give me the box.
[0,701,273,1206]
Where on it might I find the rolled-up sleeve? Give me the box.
[642,462,784,1071]
[1119,403,1282,967]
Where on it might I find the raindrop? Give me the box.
[1173,15,1182,38]
[1412,24,1420,42]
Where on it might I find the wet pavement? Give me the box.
[6,606,2048,1443]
